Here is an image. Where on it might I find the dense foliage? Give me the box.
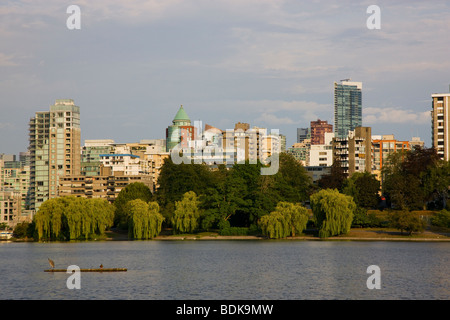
[156,153,313,232]
[382,147,446,210]
[29,147,448,241]
[127,199,164,239]
[389,211,426,235]
[114,182,153,229]
[34,196,114,241]
[430,209,450,228]
[310,189,356,238]
[342,172,380,209]
[171,191,201,234]
[259,202,309,239]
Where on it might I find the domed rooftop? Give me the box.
[173,105,190,122]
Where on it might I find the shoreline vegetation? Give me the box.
[8,149,449,243]
[101,227,450,242]
[7,223,450,242]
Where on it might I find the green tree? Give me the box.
[272,153,312,203]
[318,160,347,191]
[259,202,309,239]
[259,211,289,239]
[310,189,356,238]
[171,191,201,234]
[382,146,440,210]
[155,157,215,223]
[389,211,426,235]
[200,167,250,230]
[13,222,31,239]
[114,182,153,229]
[342,172,380,208]
[423,160,450,209]
[430,209,450,228]
[33,197,114,241]
[127,199,165,239]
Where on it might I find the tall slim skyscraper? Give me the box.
[431,90,450,161]
[28,99,81,211]
[334,80,362,139]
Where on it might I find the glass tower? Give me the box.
[334,80,362,139]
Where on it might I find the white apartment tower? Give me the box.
[431,90,450,161]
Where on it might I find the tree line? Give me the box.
[15,146,450,240]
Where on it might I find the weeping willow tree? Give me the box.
[128,199,164,239]
[33,196,115,241]
[259,202,309,239]
[310,189,356,238]
[171,191,201,234]
[34,198,65,240]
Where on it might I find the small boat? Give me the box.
[44,268,127,272]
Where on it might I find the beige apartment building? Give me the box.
[59,166,153,203]
[0,188,21,228]
[332,127,372,177]
[28,99,81,211]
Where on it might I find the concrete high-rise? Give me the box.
[28,99,81,211]
[431,90,450,161]
[332,126,372,177]
[334,80,362,139]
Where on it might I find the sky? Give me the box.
[1,0,449,156]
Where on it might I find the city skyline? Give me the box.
[1,1,450,155]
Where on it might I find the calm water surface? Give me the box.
[0,240,449,300]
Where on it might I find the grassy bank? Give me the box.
[148,226,450,241]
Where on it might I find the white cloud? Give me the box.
[364,107,430,124]
[0,53,19,66]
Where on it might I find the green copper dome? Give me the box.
[173,105,190,122]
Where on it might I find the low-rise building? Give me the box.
[309,132,334,167]
[59,166,153,203]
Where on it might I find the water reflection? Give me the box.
[0,240,449,300]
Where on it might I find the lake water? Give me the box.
[0,240,449,300]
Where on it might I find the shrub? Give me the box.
[430,209,450,228]
[389,211,426,235]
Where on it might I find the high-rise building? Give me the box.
[431,90,450,161]
[310,119,333,145]
[334,80,362,139]
[297,128,310,143]
[28,99,81,211]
